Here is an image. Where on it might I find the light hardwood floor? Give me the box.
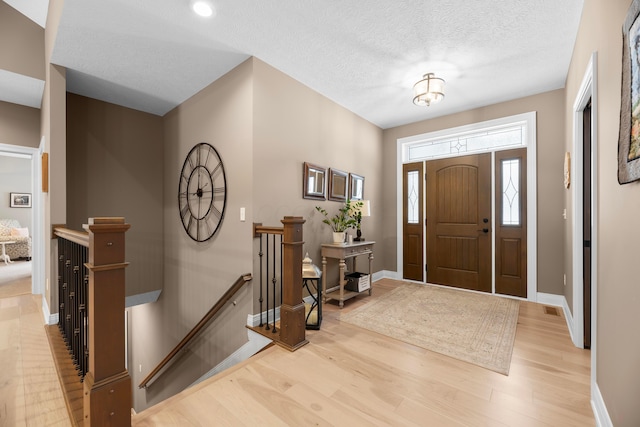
[0,289,71,426]
[133,279,595,426]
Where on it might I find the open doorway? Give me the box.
[0,144,40,299]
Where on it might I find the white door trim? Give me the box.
[0,142,43,297]
[396,112,537,301]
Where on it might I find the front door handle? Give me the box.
[478,228,489,233]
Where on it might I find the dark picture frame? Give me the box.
[10,192,31,208]
[328,168,348,202]
[618,0,640,183]
[349,173,365,200]
[303,162,327,200]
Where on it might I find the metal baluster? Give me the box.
[258,234,264,327]
[79,244,87,379]
[57,238,64,335]
[83,261,89,378]
[64,241,72,352]
[272,234,277,333]
[265,234,270,331]
[280,234,283,308]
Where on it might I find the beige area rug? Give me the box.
[340,283,520,375]
[0,260,32,299]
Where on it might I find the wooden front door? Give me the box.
[426,153,492,292]
[403,162,424,281]
[495,148,527,298]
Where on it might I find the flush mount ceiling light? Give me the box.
[413,73,445,107]
[191,0,215,17]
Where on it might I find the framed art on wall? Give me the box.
[10,193,31,208]
[328,168,348,202]
[349,173,364,200]
[618,0,640,183]
[303,162,327,200]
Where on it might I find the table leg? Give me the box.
[368,252,374,295]
[322,256,327,304]
[339,258,346,308]
[1,244,11,265]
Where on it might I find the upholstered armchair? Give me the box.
[0,219,32,260]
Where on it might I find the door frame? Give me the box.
[572,53,598,365]
[396,112,537,301]
[0,142,44,297]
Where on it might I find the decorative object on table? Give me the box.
[412,73,445,107]
[349,173,364,200]
[351,199,370,241]
[328,168,348,202]
[178,142,227,242]
[564,152,571,189]
[344,271,370,292]
[302,252,322,329]
[303,162,327,200]
[340,282,519,375]
[10,193,31,208]
[315,199,362,243]
[618,0,640,184]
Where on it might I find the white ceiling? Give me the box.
[5,0,584,129]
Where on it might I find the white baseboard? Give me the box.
[41,295,58,325]
[247,306,281,328]
[374,270,401,281]
[592,382,613,427]
[536,292,574,344]
[189,328,272,388]
[245,270,393,327]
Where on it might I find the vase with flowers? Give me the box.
[315,199,363,244]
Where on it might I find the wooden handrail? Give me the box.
[138,273,253,389]
[53,225,89,247]
[253,223,284,237]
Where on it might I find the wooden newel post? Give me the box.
[83,217,131,426]
[279,216,309,351]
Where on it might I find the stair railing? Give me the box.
[54,217,132,426]
[138,273,253,389]
[253,216,308,351]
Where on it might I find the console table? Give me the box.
[321,241,374,308]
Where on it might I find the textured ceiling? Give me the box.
[8,0,584,129]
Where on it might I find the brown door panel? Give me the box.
[403,162,424,281]
[495,148,527,298]
[426,153,491,292]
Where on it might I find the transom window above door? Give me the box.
[401,112,535,162]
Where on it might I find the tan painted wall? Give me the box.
[66,93,164,298]
[252,58,384,306]
[41,0,66,315]
[565,0,640,424]
[130,59,255,411]
[382,90,566,295]
[0,101,40,148]
[0,1,45,81]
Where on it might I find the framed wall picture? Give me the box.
[303,162,327,200]
[328,168,348,202]
[349,173,364,200]
[10,193,31,208]
[618,0,640,183]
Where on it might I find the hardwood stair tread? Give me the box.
[45,325,85,427]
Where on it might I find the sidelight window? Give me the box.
[407,170,420,224]
[501,159,520,225]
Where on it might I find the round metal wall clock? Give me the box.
[178,142,227,242]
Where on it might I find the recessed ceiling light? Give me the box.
[191,0,215,17]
